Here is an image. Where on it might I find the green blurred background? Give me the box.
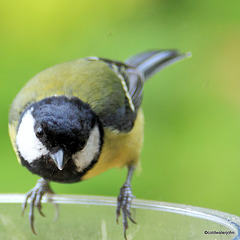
[0,0,240,217]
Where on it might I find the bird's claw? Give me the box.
[22,178,54,235]
[116,184,136,240]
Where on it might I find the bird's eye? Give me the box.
[36,127,44,139]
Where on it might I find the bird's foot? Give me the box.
[22,178,54,235]
[116,183,136,240]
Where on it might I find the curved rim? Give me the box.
[0,194,239,238]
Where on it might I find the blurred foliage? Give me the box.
[1,0,240,217]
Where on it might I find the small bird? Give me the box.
[8,50,189,239]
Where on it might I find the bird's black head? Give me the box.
[16,96,104,183]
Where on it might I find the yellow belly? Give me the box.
[82,109,144,180]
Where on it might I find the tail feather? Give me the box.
[125,50,191,80]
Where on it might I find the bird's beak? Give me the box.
[50,149,67,171]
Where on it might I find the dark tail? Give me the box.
[125,50,191,80]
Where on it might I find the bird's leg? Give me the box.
[116,166,136,240]
[21,178,54,235]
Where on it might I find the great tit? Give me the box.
[9,50,189,239]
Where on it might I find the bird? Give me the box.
[8,50,190,239]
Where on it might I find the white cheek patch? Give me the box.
[16,108,49,163]
[72,124,100,172]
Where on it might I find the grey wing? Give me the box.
[86,57,144,132]
[97,57,144,112]
[124,67,144,112]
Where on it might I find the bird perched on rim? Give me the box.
[9,50,190,239]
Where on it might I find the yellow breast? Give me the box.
[82,109,144,180]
